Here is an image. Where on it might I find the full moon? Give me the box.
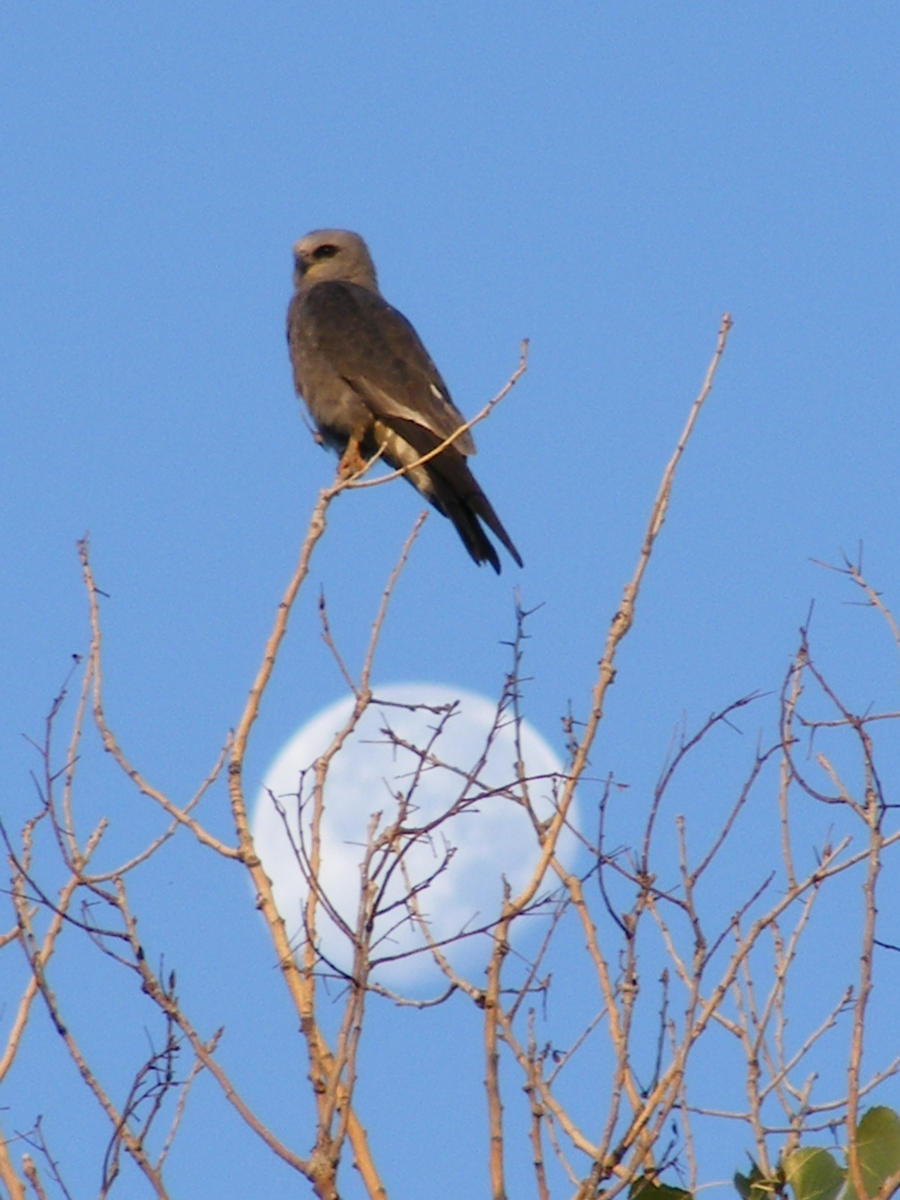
[252,682,576,989]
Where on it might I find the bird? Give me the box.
[286,229,522,573]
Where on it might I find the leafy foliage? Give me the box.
[735,1108,900,1200]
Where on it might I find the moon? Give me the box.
[252,682,576,989]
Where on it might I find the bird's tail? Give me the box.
[429,455,523,573]
[381,417,523,572]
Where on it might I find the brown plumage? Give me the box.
[286,229,522,572]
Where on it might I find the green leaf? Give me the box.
[783,1146,844,1200]
[735,1160,773,1200]
[734,1172,751,1200]
[845,1107,900,1200]
[629,1176,692,1200]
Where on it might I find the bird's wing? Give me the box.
[296,280,477,456]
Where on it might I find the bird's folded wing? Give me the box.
[300,281,477,456]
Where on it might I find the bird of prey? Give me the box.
[286,229,522,572]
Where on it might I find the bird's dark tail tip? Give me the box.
[426,450,522,572]
[450,494,521,573]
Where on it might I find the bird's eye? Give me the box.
[313,244,339,260]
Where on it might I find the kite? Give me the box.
[287,229,522,572]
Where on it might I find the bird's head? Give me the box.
[292,229,379,292]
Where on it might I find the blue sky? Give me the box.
[4,5,900,1197]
